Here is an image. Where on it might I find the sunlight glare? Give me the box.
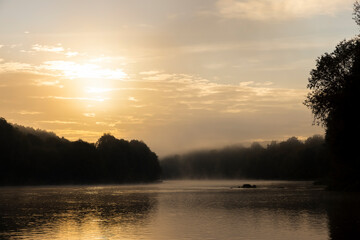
[40,59,128,109]
[43,60,128,80]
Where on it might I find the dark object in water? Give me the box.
[230,184,257,189]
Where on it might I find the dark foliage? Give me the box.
[304,2,360,191]
[161,135,329,180]
[0,117,161,185]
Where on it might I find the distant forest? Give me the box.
[0,117,161,185]
[160,135,329,180]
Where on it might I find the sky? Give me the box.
[0,0,358,156]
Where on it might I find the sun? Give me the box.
[44,59,127,93]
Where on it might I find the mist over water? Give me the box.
[1,180,359,240]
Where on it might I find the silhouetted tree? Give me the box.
[354,1,360,26]
[304,2,360,190]
[0,118,161,185]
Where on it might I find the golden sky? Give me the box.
[0,0,357,156]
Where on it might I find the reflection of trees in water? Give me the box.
[220,189,360,240]
[0,186,158,239]
[160,185,360,239]
[326,193,360,240]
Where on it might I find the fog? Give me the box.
[160,135,329,180]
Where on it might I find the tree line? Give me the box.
[0,117,161,185]
[160,135,329,180]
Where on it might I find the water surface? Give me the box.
[1,180,360,240]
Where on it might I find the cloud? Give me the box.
[32,44,64,53]
[216,0,353,21]
[139,70,162,75]
[65,51,79,57]
[17,110,42,115]
[18,44,81,59]
[83,113,96,118]
[142,73,176,81]
[0,62,34,73]
[40,61,128,80]
[128,96,138,102]
[31,96,107,102]
[32,79,63,88]
[0,48,128,84]
[129,72,307,116]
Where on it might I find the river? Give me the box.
[1,180,360,240]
